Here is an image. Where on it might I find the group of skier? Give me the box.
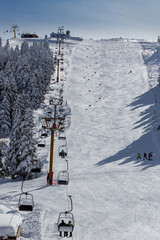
[58,220,74,237]
[137,152,153,160]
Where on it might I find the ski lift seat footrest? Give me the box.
[58,226,73,232]
[19,205,33,211]
[58,180,68,185]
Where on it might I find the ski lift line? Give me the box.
[21,167,31,193]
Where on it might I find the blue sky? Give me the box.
[0,0,160,40]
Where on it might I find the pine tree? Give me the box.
[7,96,39,178]
[0,76,12,137]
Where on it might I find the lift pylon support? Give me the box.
[12,25,18,38]
[43,117,65,185]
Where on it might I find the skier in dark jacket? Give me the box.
[143,152,147,160]
[58,220,66,237]
[148,152,153,160]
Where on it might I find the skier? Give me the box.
[143,152,147,160]
[128,70,132,74]
[67,221,74,237]
[148,152,152,161]
[137,153,141,159]
[58,220,67,237]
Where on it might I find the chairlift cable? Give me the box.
[21,167,31,193]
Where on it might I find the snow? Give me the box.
[0,213,22,237]
[1,37,160,239]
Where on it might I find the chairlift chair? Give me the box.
[59,126,65,132]
[57,171,69,185]
[31,160,42,173]
[59,145,68,158]
[18,192,34,211]
[41,132,48,137]
[37,138,46,147]
[58,212,74,237]
[58,133,66,140]
[31,167,41,173]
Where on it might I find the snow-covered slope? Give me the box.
[1,38,160,240]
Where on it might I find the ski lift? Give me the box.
[59,145,68,158]
[57,196,74,237]
[48,110,52,114]
[50,87,54,91]
[37,138,46,147]
[18,192,34,211]
[58,132,66,140]
[49,99,54,105]
[57,171,69,185]
[31,160,42,173]
[57,160,69,185]
[59,126,65,132]
[31,167,41,173]
[41,132,48,137]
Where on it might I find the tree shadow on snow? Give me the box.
[96,86,160,171]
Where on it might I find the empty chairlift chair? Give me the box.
[58,132,66,140]
[41,132,48,137]
[57,160,69,185]
[18,192,34,211]
[41,129,49,138]
[37,138,46,147]
[57,171,69,185]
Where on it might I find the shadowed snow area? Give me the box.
[1,38,160,240]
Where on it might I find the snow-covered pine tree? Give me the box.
[15,54,31,93]
[14,107,38,177]
[7,95,39,178]
[21,41,29,55]
[0,93,11,137]
[0,76,12,137]
[28,71,42,109]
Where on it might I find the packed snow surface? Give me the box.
[0,213,22,237]
[1,38,160,240]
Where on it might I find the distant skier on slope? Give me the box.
[148,152,153,160]
[137,153,141,159]
[143,152,148,160]
[128,70,132,74]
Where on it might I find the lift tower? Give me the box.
[12,25,18,38]
[43,98,64,185]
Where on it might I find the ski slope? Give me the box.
[1,38,160,240]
